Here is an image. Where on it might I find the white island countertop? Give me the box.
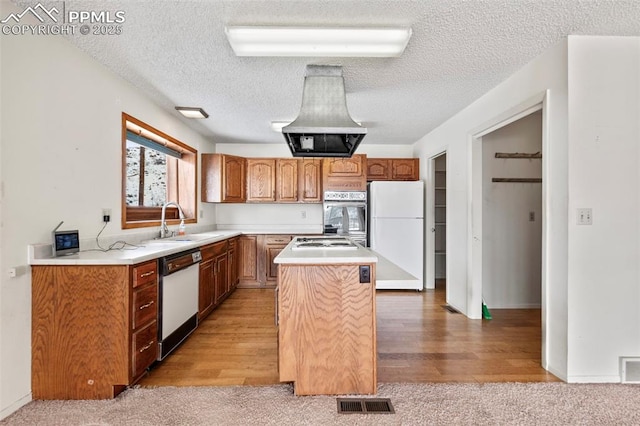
[274,238,378,265]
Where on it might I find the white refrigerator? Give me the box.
[368,181,424,290]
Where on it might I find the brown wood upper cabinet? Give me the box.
[298,158,322,202]
[246,158,277,202]
[322,154,367,191]
[276,159,298,202]
[366,158,419,181]
[202,153,246,203]
[248,158,322,203]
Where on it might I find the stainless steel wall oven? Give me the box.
[323,191,367,246]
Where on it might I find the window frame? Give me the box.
[121,113,197,229]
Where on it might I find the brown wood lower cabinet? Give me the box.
[31,260,159,400]
[238,234,292,288]
[198,237,238,321]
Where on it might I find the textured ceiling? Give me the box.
[25,1,640,145]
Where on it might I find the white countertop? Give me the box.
[274,238,378,265]
[29,226,325,266]
[29,231,244,266]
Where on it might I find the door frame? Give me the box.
[425,150,447,291]
[468,90,550,366]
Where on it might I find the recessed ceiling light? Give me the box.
[175,106,209,119]
[225,26,412,57]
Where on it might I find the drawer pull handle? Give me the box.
[139,340,155,353]
[139,301,155,310]
[140,271,155,278]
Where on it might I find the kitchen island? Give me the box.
[275,237,378,395]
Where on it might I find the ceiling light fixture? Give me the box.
[225,26,412,57]
[175,106,209,119]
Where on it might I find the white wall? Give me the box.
[0,3,216,417]
[566,36,640,382]
[413,39,569,379]
[415,35,640,383]
[216,203,324,231]
[482,112,542,308]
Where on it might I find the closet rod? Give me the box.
[492,178,542,183]
[495,152,542,159]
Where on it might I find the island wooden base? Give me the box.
[277,263,376,395]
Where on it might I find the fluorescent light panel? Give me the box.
[226,26,412,57]
[175,106,209,119]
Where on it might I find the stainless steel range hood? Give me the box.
[283,65,366,158]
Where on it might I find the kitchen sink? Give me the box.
[143,233,222,244]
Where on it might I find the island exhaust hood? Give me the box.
[282,65,366,157]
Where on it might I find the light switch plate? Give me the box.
[577,208,593,225]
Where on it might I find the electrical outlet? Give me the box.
[102,208,111,223]
[300,210,307,219]
[577,208,592,225]
[200,210,204,219]
[529,212,535,222]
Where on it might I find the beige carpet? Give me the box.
[2,382,640,425]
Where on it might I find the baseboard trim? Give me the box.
[567,375,621,383]
[486,303,541,309]
[1,392,32,421]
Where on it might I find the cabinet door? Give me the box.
[247,159,276,202]
[202,154,246,203]
[366,158,391,181]
[227,239,239,292]
[214,254,228,305]
[238,235,259,286]
[223,155,246,202]
[324,155,364,177]
[276,159,298,202]
[298,159,322,202]
[265,235,292,284]
[322,154,366,191]
[266,244,287,283]
[198,259,215,320]
[391,158,419,181]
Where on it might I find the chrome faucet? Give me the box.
[160,201,185,238]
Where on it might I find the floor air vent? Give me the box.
[442,304,461,314]
[337,398,395,414]
[620,357,640,383]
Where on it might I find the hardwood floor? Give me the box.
[139,284,559,387]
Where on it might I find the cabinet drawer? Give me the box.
[132,261,157,288]
[133,321,157,378]
[133,283,158,330]
[201,241,228,260]
[265,235,292,244]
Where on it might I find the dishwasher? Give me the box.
[158,248,202,360]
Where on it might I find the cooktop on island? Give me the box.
[291,236,359,251]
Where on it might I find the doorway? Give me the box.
[426,152,447,293]
[469,91,549,367]
[481,111,542,309]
